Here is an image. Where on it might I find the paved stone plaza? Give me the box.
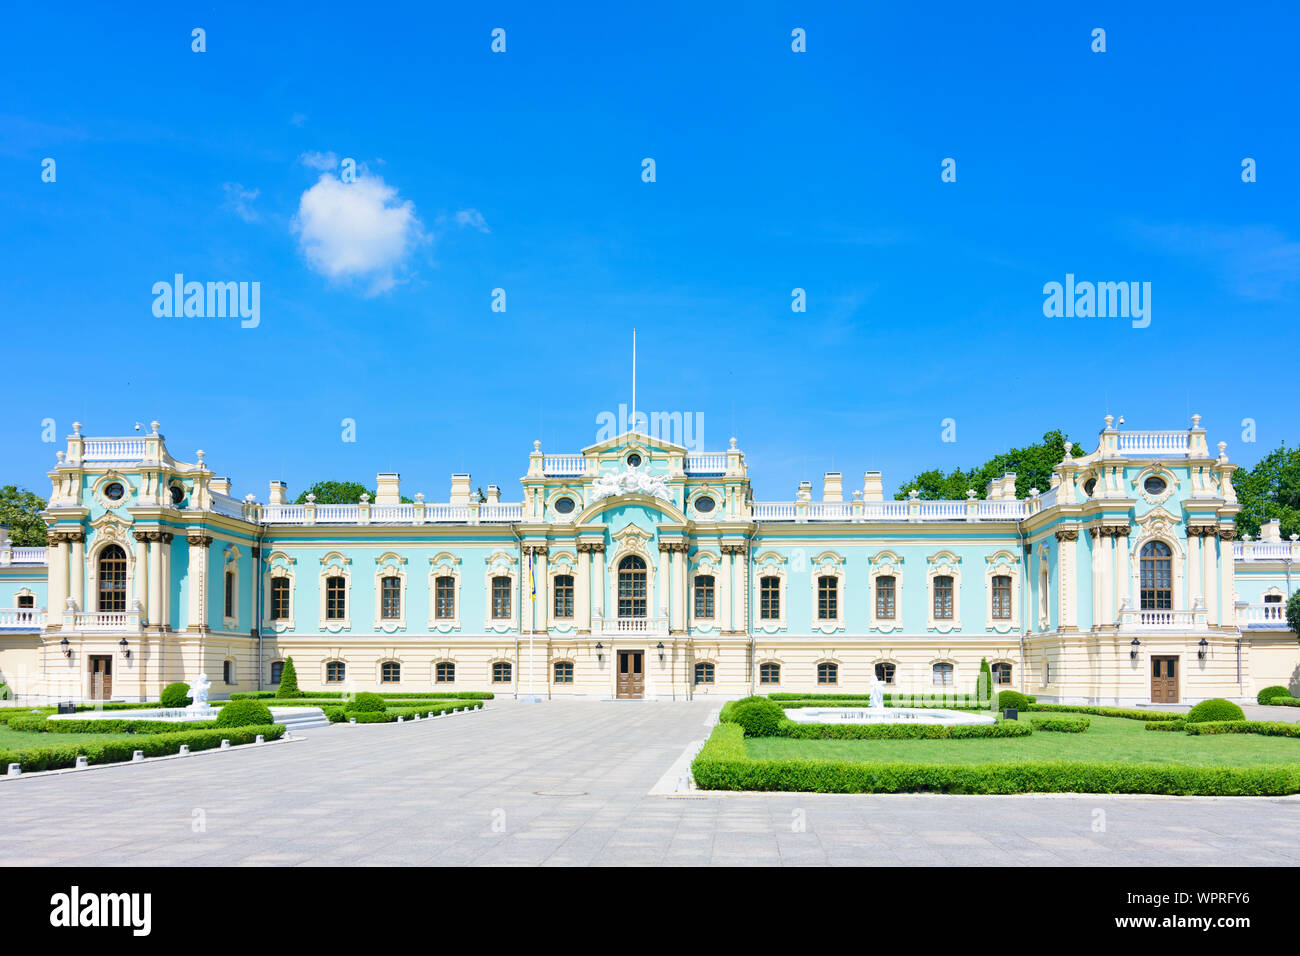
[2,700,1300,866]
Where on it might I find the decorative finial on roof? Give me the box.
[729,437,737,449]
[150,421,160,435]
[533,440,541,452]
[72,422,82,436]
[1191,414,1202,428]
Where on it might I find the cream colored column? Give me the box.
[46,535,67,628]
[1055,529,1077,629]
[1186,530,1202,607]
[534,547,548,633]
[133,532,150,622]
[592,544,606,624]
[1089,528,1102,626]
[731,546,745,635]
[718,547,732,633]
[669,545,685,634]
[1203,531,1218,624]
[656,544,670,625]
[187,534,211,631]
[159,533,173,630]
[1113,525,1131,617]
[1218,531,1236,627]
[148,535,163,630]
[576,545,591,633]
[679,545,690,632]
[1098,530,1114,626]
[69,533,85,611]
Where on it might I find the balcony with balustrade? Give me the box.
[0,608,46,631]
[1237,602,1292,631]
[591,615,669,637]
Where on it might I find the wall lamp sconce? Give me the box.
[595,642,603,663]
[1198,637,1209,660]
[119,637,131,659]
[1129,637,1141,660]
[657,641,665,662]
[60,637,71,658]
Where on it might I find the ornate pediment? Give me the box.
[590,467,671,503]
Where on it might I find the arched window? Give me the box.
[617,556,647,618]
[932,662,954,687]
[817,662,838,685]
[759,662,780,685]
[492,661,512,684]
[694,575,715,619]
[694,662,715,685]
[325,660,346,683]
[381,661,401,683]
[760,576,780,619]
[874,662,896,684]
[992,662,1013,685]
[553,574,574,619]
[553,660,574,684]
[223,659,236,685]
[97,545,127,612]
[1140,542,1173,610]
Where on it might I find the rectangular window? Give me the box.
[224,570,235,618]
[553,661,574,684]
[434,576,455,619]
[17,594,35,609]
[270,577,290,621]
[325,576,347,620]
[817,576,838,620]
[382,661,401,683]
[875,576,896,619]
[270,661,283,685]
[932,662,954,686]
[991,575,1012,620]
[326,661,346,683]
[553,574,574,619]
[992,662,1012,685]
[694,575,715,619]
[380,575,401,620]
[492,662,512,684]
[491,576,512,620]
[435,661,455,683]
[694,662,715,684]
[759,662,780,685]
[223,660,234,685]
[933,576,954,620]
[760,576,781,620]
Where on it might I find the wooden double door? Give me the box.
[88,655,113,700]
[1151,656,1179,703]
[616,650,644,699]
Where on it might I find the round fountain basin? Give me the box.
[50,707,221,722]
[784,707,995,725]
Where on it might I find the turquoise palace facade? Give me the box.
[0,416,1296,704]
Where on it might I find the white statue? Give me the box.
[869,675,884,710]
[186,673,212,711]
[589,468,671,503]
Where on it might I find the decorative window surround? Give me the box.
[264,552,296,632]
[318,551,352,633]
[752,551,787,634]
[428,552,462,633]
[687,485,721,521]
[546,486,582,524]
[810,552,846,634]
[1128,509,1186,612]
[873,659,899,684]
[87,520,134,613]
[373,552,407,633]
[984,549,1021,633]
[925,551,962,633]
[91,472,135,511]
[483,551,518,633]
[1132,465,1179,507]
[548,551,577,632]
[222,545,242,631]
[379,658,403,684]
[868,550,904,633]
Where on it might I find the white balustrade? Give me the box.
[592,615,668,635]
[1117,608,1206,630]
[752,502,797,520]
[0,608,45,629]
[862,501,909,521]
[806,502,854,520]
[315,504,359,523]
[370,504,416,523]
[1116,431,1190,456]
[1238,603,1289,627]
[684,453,727,474]
[261,504,307,523]
[974,500,1026,520]
[209,492,247,519]
[11,547,48,564]
[423,504,471,522]
[1235,541,1294,561]
[480,503,523,522]
[81,437,148,461]
[542,455,585,476]
[70,609,142,632]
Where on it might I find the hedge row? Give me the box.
[1029,704,1183,722]
[230,690,494,701]
[0,724,286,773]
[1185,720,1300,738]
[1262,696,1300,708]
[689,724,1300,795]
[1029,716,1090,733]
[323,700,484,723]
[1145,719,1188,732]
[778,718,1031,740]
[6,715,220,735]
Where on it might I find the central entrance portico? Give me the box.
[617,650,645,698]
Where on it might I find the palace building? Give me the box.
[0,417,1296,705]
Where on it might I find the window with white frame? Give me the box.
[428,553,462,632]
[264,553,296,631]
[932,662,954,687]
[318,553,352,632]
[868,551,904,633]
[983,550,1021,633]
[810,553,846,633]
[925,552,962,633]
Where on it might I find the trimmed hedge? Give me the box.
[325,700,483,723]
[215,700,274,728]
[0,724,286,773]
[1186,699,1246,724]
[276,657,302,698]
[1262,696,1300,708]
[780,719,1031,740]
[160,682,192,707]
[1257,685,1292,705]
[689,724,1300,795]
[727,697,786,737]
[1145,719,1188,732]
[1030,716,1090,733]
[347,692,386,713]
[1185,720,1300,738]
[6,715,219,735]
[1029,704,1183,722]
[230,690,495,701]
[997,690,1037,711]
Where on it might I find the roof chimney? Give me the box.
[267,480,286,505]
[449,474,472,505]
[375,473,401,506]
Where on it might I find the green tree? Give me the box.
[1232,443,1300,539]
[0,485,48,546]
[976,658,993,704]
[1288,591,1300,639]
[895,430,1090,501]
[293,481,375,504]
[276,657,301,698]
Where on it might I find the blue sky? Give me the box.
[2,1,1297,503]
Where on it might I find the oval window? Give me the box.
[626,453,642,468]
[104,482,125,501]
[1083,477,1097,497]
[1143,475,1167,496]
[554,496,575,515]
[170,485,185,505]
[694,496,716,514]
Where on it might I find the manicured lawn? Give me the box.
[0,726,140,750]
[744,713,1300,767]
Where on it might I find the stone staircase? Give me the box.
[270,707,332,731]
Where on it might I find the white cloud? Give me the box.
[299,150,339,171]
[292,172,425,295]
[222,182,260,223]
[455,208,490,233]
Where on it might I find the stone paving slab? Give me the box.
[1,699,1299,866]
